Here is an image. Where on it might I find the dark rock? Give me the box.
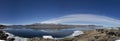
[0,25,6,29]
[0,30,8,40]
[6,38,15,41]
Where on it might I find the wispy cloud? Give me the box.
[41,14,120,27]
[0,23,12,26]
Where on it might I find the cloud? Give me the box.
[41,14,120,27]
[0,23,12,26]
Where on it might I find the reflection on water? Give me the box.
[3,29,74,38]
[3,26,97,38]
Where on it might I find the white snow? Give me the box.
[116,40,120,41]
[3,31,27,41]
[14,37,27,41]
[71,30,84,36]
[43,35,54,39]
[0,40,5,41]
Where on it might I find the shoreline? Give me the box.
[0,27,120,41]
[25,28,120,41]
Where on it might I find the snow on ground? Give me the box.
[71,30,84,36]
[43,35,54,39]
[0,40,5,41]
[3,31,27,41]
[116,40,120,41]
[66,30,84,38]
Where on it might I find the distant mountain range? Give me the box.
[24,23,103,29]
[0,23,103,29]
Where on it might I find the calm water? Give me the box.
[3,26,97,38]
[3,29,74,38]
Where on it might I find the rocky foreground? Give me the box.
[26,28,120,41]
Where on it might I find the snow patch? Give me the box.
[116,40,120,41]
[72,30,84,36]
[43,35,54,39]
[0,40,5,41]
[3,31,27,41]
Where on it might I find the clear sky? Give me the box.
[0,0,120,27]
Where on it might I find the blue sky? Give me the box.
[0,0,120,27]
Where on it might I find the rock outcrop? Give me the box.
[0,30,8,40]
[0,25,6,29]
[0,30,15,41]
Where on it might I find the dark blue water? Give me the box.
[3,29,74,38]
[3,26,97,38]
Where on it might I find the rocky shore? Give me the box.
[0,28,120,41]
[0,24,120,41]
[26,28,120,41]
[0,30,15,41]
[0,25,15,41]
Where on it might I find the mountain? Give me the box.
[24,23,103,29]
